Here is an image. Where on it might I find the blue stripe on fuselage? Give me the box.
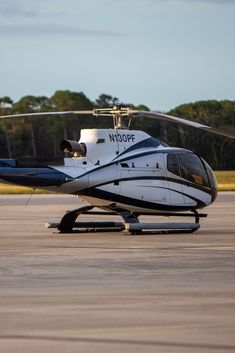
[0,166,71,187]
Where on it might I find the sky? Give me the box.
[0,0,235,111]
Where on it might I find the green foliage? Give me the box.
[95,94,119,108]
[0,96,13,108]
[0,94,234,169]
[49,90,93,110]
[166,100,235,169]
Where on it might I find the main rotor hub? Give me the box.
[93,106,133,129]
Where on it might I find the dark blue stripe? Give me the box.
[139,185,207,207]
[113,137,162,160]
[89,176,212,195]
[75,149,186,180]
[118,149,190,163]
[77,188,206,211]
[0,167,71,187]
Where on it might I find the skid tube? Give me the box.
[46,206,207,234]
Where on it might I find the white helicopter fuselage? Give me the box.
[41,128,217,213]
[0,128,217,213]
[0,129,216,212]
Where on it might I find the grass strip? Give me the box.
[0,184,54,194]
[215,171,235,191]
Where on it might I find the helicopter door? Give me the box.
[119,153,169,204]
[150,154,169,203]
[167,153,185,205]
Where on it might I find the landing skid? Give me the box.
[46,206,207,235]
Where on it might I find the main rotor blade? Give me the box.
[134,111,235,140]
[0,110,94,119]
[0,108,234,140]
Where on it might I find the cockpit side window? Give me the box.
[167,154,181,177]
[178,153,209,187]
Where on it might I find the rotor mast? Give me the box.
[93,106,133,129]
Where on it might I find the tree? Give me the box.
[95,94,119,108]
[0,96,14,158]
[167,100,235,169]
[0,96,13,108]
[49,90,94,140]
[0,93,234,169]
[12,96,49,157]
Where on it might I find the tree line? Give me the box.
[0,90,234,170]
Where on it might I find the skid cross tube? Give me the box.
[58,205,94,232]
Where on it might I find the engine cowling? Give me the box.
[60,140,87,157]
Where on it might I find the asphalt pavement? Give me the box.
[0,192,234,353]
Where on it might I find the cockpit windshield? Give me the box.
[167,152,210,187]
[201,159,218,190]
[178,153,209,186]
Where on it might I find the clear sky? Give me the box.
[0,0,235,111]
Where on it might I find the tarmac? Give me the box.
[0,192,234,353]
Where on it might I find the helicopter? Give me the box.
[0,106,234,234]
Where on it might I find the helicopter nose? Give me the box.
[210,186,218,203]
